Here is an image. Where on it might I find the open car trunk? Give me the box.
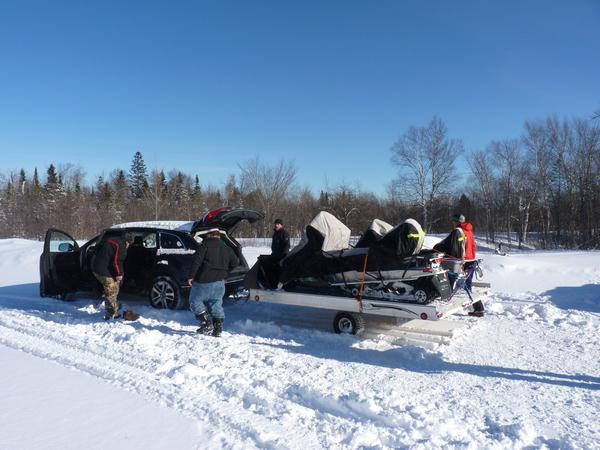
[191,207,264,234]
[190,207,264,281]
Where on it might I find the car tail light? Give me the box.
[423,267,431,272]
[203,207,229,224]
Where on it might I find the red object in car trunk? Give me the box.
[203,207,230,225]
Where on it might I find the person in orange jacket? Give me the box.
[452,214,485,317]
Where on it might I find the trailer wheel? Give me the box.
[413,288,429,304]
[333,312,365,335]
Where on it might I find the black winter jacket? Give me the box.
[189,237,239,283]
[271,229,290,260]
[91,237,128,278]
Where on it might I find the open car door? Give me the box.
[40,228,82,297]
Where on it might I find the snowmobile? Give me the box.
[245,212,451,305]
[244,212,489,336]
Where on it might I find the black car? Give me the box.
[40,207,264,309]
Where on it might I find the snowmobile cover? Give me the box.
[283,211,350,264]
[277,212,350,282]
[376,218,425,258]
[433,227,466,259]
[303,211,351,252]
[354,219,394,248]
[276,216,426,285]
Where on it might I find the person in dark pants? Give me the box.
[271,219,290,261]
[263,218,290,288]
[91,232,134,320]
[187,229,239,337]
[452,213,485,317]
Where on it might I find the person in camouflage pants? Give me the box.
[94,275,121,316]
[91,232,134,320]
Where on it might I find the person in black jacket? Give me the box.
[91,232,134,320]
[271,219,290,260]
[187,229,239,337]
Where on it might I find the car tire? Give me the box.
[149,276,181,310]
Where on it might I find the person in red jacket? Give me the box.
[452,214,485,317]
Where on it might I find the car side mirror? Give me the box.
[58,242,74,252]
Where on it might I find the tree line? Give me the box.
[1,110,599,248]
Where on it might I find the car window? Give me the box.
[160,233,185,249]
[49,231,76,253]
[142,232,157,249]
[120,231,158,249]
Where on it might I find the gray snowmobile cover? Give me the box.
[354,219,394,248]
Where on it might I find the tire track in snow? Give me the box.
[0,306,324,449]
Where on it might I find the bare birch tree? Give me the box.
[469,150,495,242]
[238,157,297,236]
[390,116,463,229]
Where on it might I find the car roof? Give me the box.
[104,227,192,237]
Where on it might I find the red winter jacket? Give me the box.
[459,222,476,260]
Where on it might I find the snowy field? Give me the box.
[0,239,599,449]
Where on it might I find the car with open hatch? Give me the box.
[39,207,264,309]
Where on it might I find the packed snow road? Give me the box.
[0,239,599,449]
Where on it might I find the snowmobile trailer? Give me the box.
[244,213,489,336]
[248,279,488,336]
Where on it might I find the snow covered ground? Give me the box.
[0,238,599,449]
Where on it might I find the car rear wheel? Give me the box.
[149,276,181,309]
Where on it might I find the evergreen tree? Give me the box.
[193,175,201,197]
[112,169,129,222]
[128,151,148,198]
[46,164,58,187]
[191,175,205,216]
[44,164,66,228]
[18,169,27,194]
[33,168,40,189]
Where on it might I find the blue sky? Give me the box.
[0,0,599,194]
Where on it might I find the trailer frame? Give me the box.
[248,286,489,336]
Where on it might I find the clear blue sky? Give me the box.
[1,0,599,194]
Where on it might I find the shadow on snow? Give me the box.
[1,283,599,391]
[542,284,600,314]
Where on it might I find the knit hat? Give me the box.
[274,219,284,225]
[452,214,466,223]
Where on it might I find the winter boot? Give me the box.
[104,308,121,321]
[468,310,485,317]
[196,312,213,334]
[212,318,223,337]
